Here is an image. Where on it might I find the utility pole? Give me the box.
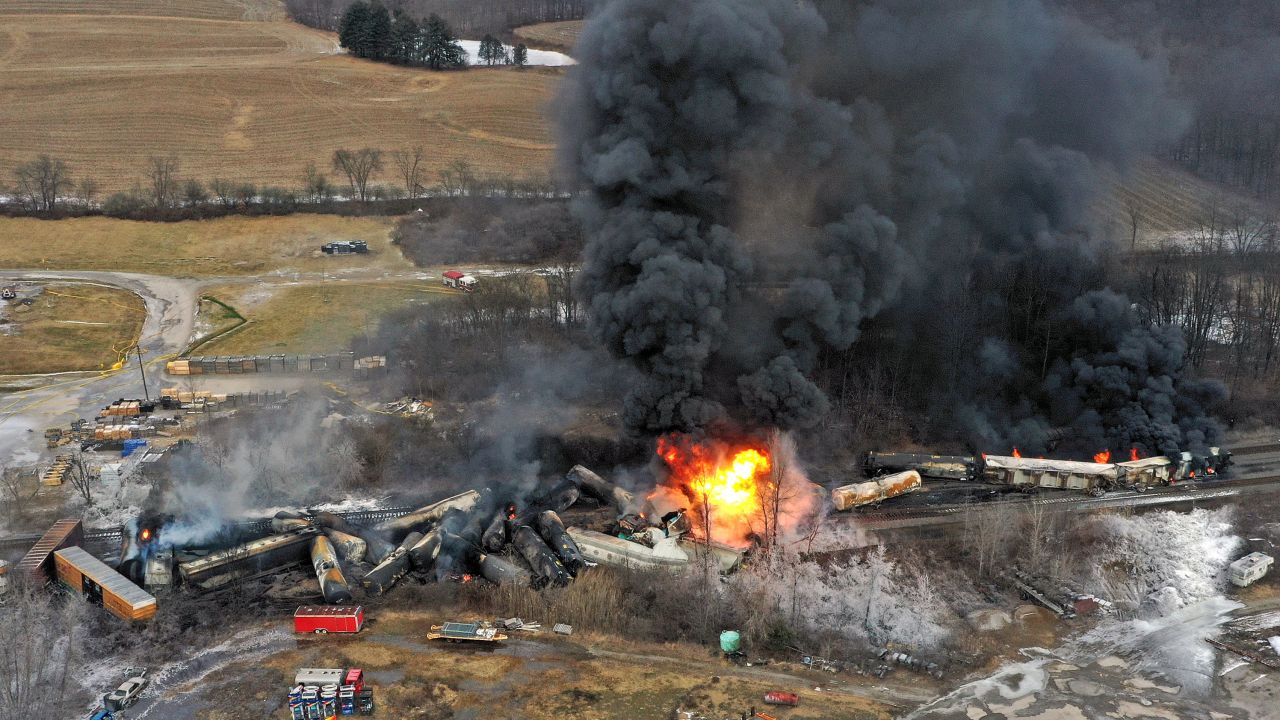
[136,345,150,402]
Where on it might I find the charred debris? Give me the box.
[121,465,733,603]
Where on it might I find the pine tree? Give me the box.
[366,2,392,60]
[422,13,467,70]
[513,43,528,68]
[479,34,509,66]
[390,9,418,64]
[337,1,371,57]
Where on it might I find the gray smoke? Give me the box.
[561,0,1223,452]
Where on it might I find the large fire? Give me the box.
[1093,449,1112,464]
[654,434,773,547]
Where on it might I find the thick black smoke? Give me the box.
[561,0,1223,453]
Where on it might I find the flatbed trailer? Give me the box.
[426,622,507,643]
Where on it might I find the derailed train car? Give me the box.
[981,456,1123,496]
[864,452,977,481]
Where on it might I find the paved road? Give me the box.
[0,267,462,468]
[0,270,198,468]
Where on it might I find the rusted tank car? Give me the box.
[832,470,922,511]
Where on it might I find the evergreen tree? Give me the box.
[421,14,467,70]
[337,1,371,57]
[366,2,392,60]
[390,9,418,64]
[478,34,509,66]
[513,43,528,68]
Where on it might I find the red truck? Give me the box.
[294,605,364,634]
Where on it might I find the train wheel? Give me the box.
[315,628,328,634]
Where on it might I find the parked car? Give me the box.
[103,670,148,711]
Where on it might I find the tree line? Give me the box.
[338,2,529,70]
[2,151,566,221]
[287,0,587,37]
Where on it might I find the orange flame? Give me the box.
[655,434,771,546]
[1130,447,1140,462]
[460,574,474,583]
[140,528,153,542]
[1011,448,1022,458]
[1093,450,1111,464]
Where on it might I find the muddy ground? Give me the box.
[112,608,924,720]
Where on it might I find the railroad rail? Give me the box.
[0,505,417,554]
[845,474,1280,530]
[1228,443,1280,456]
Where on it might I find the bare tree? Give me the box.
[210,177,236,208]
[14,155,73,214]
[1,466,35,523]
[0,584,89,720]
[1226,204,1276,255]
[332,148,384,202]
[1125,196,1144,250]
[439,159,476,197]
[76,178,99,208]
[183,178,209,207]
[393,146,427,199]
[303,162,332,203]
[962,500,1016,578]
[146,155,180,209]
[64,448,95,507]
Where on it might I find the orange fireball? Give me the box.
[655,434,771,545]
[1093,450,1111,464]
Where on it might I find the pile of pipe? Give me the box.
[275,464,636,602]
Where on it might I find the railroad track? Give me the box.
[0,505,417,554]
[845,473,1280,529]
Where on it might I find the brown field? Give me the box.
[197,280,453,354]
[0,283,146,374]
[1100,157,1272,247]
[514,20,585,52]
[0,2,560,193]
[0,214,407,275]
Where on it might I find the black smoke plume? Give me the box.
[561,0,1223,452]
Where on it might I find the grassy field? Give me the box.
[0,2,560,193]
[197,280,453,354]
[0,283,146,374]
[514,20,585,52]
[0,215,408,275]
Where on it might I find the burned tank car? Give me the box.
[863,451,977,481]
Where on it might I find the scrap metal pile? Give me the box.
[156,464,698,602]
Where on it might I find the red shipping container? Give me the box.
[294,605,364,634]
